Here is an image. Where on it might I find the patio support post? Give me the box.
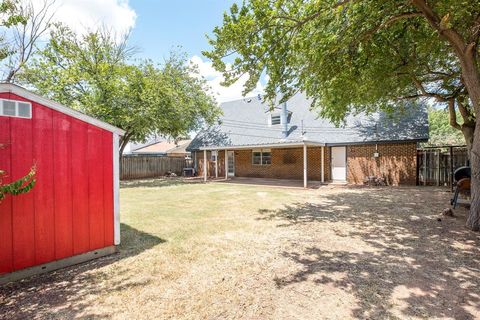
[225,150,228,180]
[303,144,308,188]
[203,149,207,182]
[321,146,325,183]
[215,151,218,179]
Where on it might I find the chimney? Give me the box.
[281,101,288,139]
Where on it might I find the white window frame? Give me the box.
[252,148,272,165]
[0,98,32,119]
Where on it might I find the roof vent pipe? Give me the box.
[281,101,288,139]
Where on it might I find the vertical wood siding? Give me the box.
[0,116,12,274]
[0,92,115,275]
[33,106,55,265]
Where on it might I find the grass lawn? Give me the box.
[1,179,480,319]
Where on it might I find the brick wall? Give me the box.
[194,143,417,185]
[346,143,417,185]
[195,147,330,181]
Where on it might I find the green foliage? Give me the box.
[0,166,36,202]
[21,25,221,152]
[426,107,464,146]
[0,0,25,26]
[0,0,26,61]
[205,0,479,125]
[0,2,35,202]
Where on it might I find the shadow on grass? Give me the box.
[0,223,165,320]
[120,177,202,189]
[259,187,480,319]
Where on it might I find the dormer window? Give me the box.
[0,99,32,119]
[271,114,281,125]
[269,112,292,126]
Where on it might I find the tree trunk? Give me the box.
[467,120,480,231]
[460,62,480,230]
[440,26,480,230]
[461,125,475,159]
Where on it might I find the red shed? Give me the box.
[0,83,124,284]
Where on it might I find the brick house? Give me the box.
[187,93,428,186]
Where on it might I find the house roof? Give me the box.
[188,92,428,151]
[133,139,191,154]
[0,83,125,135]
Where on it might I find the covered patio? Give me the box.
[198,141,327,188]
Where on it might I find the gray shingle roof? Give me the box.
[188,93,428,151]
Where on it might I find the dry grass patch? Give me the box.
[1,179,479,319]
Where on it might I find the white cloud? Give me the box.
[190,55,265,103]
[48,0,136,36]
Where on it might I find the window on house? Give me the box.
[252,151,262,164]
[261,150,271,164]
[18,102,31,118]
[0,99,32,119]
[252,149,271,165]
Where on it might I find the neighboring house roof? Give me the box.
[129,136,164,152]
[166,140,192,155]
[0,83,125,135]
[188,93,428,151]
[133,139,192,155]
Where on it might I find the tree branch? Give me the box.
[457,97,475,126]
[411,75,449,102]
[365,12,423,38]
[411,0,468,55]
[447,98,461,130]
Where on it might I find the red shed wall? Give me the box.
[0,92,114,275]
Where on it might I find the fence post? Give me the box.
[436,150,440,186]
[423,150,427,186]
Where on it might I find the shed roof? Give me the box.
[0,83,125,135]
[188,92,428,150]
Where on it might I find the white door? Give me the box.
[227,151,235,176]
[331,146,346,181]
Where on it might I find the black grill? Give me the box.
[453,166,471,182]
[451,166,471,208]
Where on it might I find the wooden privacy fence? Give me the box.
[417,146,468,188]
[121,155,192,180]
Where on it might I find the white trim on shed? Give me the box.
[0,83,125,135]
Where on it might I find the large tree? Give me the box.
[205,0,480,230]
[20,26,221,156]
[0,0,26,61]
[3,0,55,82]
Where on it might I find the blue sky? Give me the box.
[51,0,264,102]
[128,1,235,61]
